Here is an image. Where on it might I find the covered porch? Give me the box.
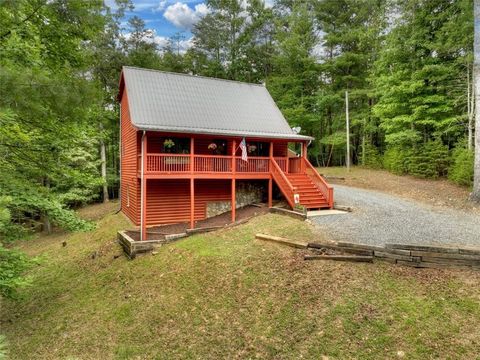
[137,132,308,177]
[136,132,311,241]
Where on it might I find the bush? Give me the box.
[405,140,449,178]
[383,147,411,174]
[0,244,36,298]
[384,140,449,178]
[0,335,7,360]
[360,143,383,169]
[448,147,474,187]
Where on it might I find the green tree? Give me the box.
[315,0,387,166]
[267,2,319,147]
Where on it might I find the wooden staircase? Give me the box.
[270,157,333,210]
[286,173,329,209]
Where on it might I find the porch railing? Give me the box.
[236,157,270,173]
[141,153,279,174]
[194,155,232,173]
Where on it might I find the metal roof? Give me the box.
[120,66,313,141]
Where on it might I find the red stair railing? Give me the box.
[302,158,334,208]
[271,158,296,208]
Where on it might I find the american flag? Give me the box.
[239,137,248,162]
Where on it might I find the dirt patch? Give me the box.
[320,167,479,213]
[126,205,269,241]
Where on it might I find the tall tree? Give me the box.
[315,0,387,166]
[372,0,471,177]
[267,2,319,142]
[473,0,480,200]
[191,0,274,82]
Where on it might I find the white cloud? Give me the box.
[154,0,167,12]
[163,2,208,30]
[153,35,170,48]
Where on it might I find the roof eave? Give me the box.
[134,124,314,141]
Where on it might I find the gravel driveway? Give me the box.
[311,185,480,248]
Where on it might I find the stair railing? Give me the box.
[302,158,334,208]
[270,158,296,208]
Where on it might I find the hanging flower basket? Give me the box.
[164,139,175,153]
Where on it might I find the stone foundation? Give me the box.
[206,181,265,218]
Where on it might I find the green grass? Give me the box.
[1,203,480,359]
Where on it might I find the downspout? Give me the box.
[140,130,145,241]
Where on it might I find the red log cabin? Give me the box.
[118,66,333,240]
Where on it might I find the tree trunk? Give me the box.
[42,177,52,234]
[473,0,480,201]
[100,124,109,203]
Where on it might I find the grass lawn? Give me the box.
[1,201,480,359]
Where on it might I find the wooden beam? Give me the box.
[190,178,195,229]
[268,178,272,208]
[232,139,236,174]
[231,178,236,223]
[141,132,148,241]
[304,255,373,262]
[255,233,308,249]
[268,141,273,208]
[190,137,194,173]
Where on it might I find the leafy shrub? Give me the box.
[384,140,449,178]
[405,140,449,178]
[383,147,411,174]
[360,143,383,169]
[0,245,36,298]
[448,146,474,187]
[0,335,7,360]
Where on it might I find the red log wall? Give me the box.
[146,179,232,225]
[120,89,140,225]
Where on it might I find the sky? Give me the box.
[106,0,208,51]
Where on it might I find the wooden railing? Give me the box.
[141,154,282,174]
[143,153,191,173]
[274,157,287,172]
[303,158,334,208]
[288,157,302,173]
[271,158,296,208]
[194,155,232,173]
[236,157,270,173]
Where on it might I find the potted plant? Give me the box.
[247,144,257,154]
[163,138,175,153]
[208,142,217,154]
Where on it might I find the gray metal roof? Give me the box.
[121,66,313,141]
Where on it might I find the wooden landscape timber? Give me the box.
[257,233,480,270]
[304,254,373,262]
[268,207,307,220]
[255,234,308,249]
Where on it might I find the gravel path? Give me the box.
[311,185,480,248]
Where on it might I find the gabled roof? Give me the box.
[119,66,313,141]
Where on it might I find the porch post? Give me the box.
[190,137,194,173]
[268,141,273,207]
[141,132,148,241]
[231,178,236,223]
[232,139,236,173]
[190,178,195,229]
[231,139,236,222]
[302,142,307,171]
